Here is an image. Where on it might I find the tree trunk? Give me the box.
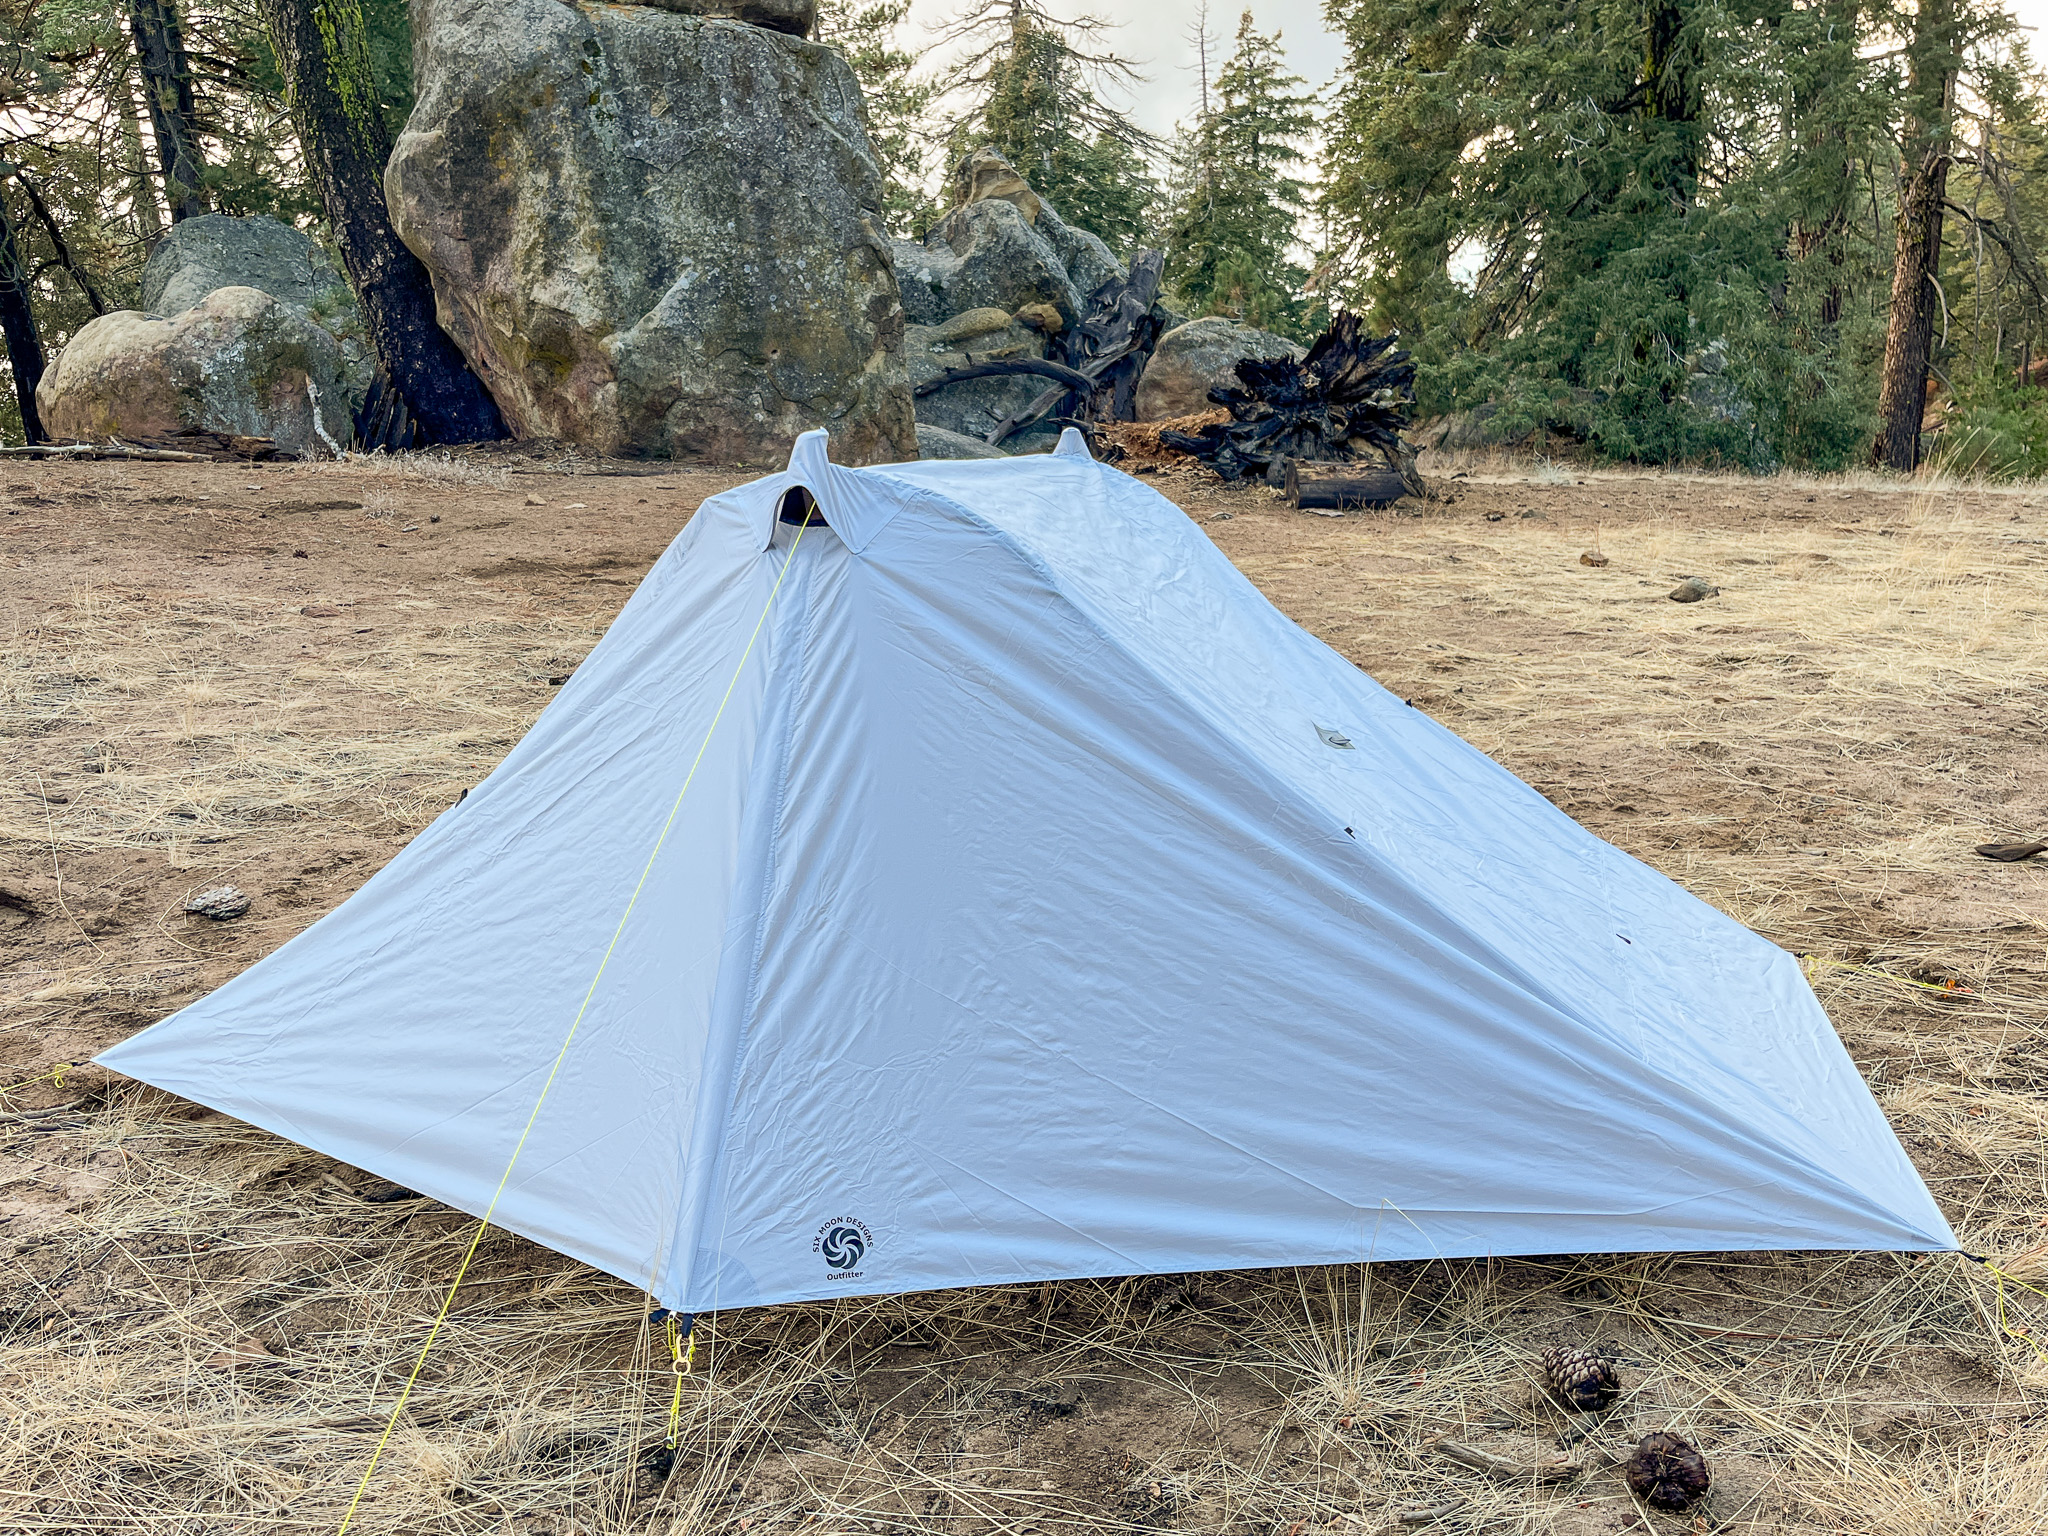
[259,0,505,443]
[1872,0,1959,472]
[119,74,167,241]
[0,193,50,445]
[128,0,209,222]
[1874,147,1950,470]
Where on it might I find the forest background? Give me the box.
[5,0,2048,476]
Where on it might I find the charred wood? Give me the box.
[1283,459,1410,510]
[1159,313,1426,496]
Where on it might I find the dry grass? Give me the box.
[2,467,2046,1533]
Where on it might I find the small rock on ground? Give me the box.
[184,885,251,920]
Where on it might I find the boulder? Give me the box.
[144,214,349,318]
[1134,318,1305,421]
[892,150,1124,330]
[893,202,1076,330]
[140,213,373,404]
[636,0,815,32]
[386,0,915,464]
[916,423,1007,460]
[35,287,354,456]
[928,307,1018,348]
[949,145,1041,222]
[902,316,1049,442]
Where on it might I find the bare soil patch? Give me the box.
[2,450,2045,1533]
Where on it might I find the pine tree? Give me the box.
[817,1,939,235]
[932,0,1157,251]
[1873,0,1967,469]
[127,0,209,221]
[1160,10,1316,337]
[259,0,505,441]
[1317,0,1915,467]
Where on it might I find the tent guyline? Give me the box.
[328,515,811,1535]
[103,426,1955,1515]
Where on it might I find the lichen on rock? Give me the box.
[140,214,374,408]
[36,287,354,457]
[386,0,915,464]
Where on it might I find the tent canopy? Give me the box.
[99,430,1955,1312]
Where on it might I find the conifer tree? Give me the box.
[260,0,505,441]
[818,1,939,235]
[932,0,1157,251]
[1873,0,1966,469]
[1317,0,1910,466]
[127,0,209,221]
[1159,10,1316,337]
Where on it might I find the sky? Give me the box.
[904,0,2048,148]
[903,0,1347,144]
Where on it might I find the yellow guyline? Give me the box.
[0,1064,71,1101]
[1983,1257,2048,1371]
[335,512,813,1536]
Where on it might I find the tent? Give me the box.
[98,430,1956,1314]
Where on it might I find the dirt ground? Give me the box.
[1,445,2045,1534]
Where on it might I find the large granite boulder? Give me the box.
[1134,317,1306,421]
[891,150,1123,331]
[144,214,348,318]
[387,0,915,464]
[140,213,373,404]
[36,287,354,456]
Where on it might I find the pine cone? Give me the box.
[1539,1344,1620,1412]
[1625,1431,1710,1509]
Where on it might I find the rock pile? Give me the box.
[36,215,366,457]
[897,150,1154,454]
[898,150,1317,457]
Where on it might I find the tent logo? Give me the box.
[813,1218,872,1277]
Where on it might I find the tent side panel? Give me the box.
[97,497,794,1294]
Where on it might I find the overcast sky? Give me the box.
[902,0,1346,143]
[903,0,2048,148]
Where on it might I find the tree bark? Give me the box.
[0,193,50,445]
[1874,147,1951,470]
[1873,0,1959,472]
[119,73,167,241]
[259,0,505,443]
[127,0,210,222]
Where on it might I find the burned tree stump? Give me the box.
[354,364,424,453]
[1159,313,1426,496]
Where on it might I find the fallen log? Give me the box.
[0,440,211,461]
[1283,458,1410,511]
[1159,312,1426,497]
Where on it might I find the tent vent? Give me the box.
[1316,724,1355,750]
[778,487,828,527]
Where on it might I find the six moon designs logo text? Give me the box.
[812,1217,872,1279]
